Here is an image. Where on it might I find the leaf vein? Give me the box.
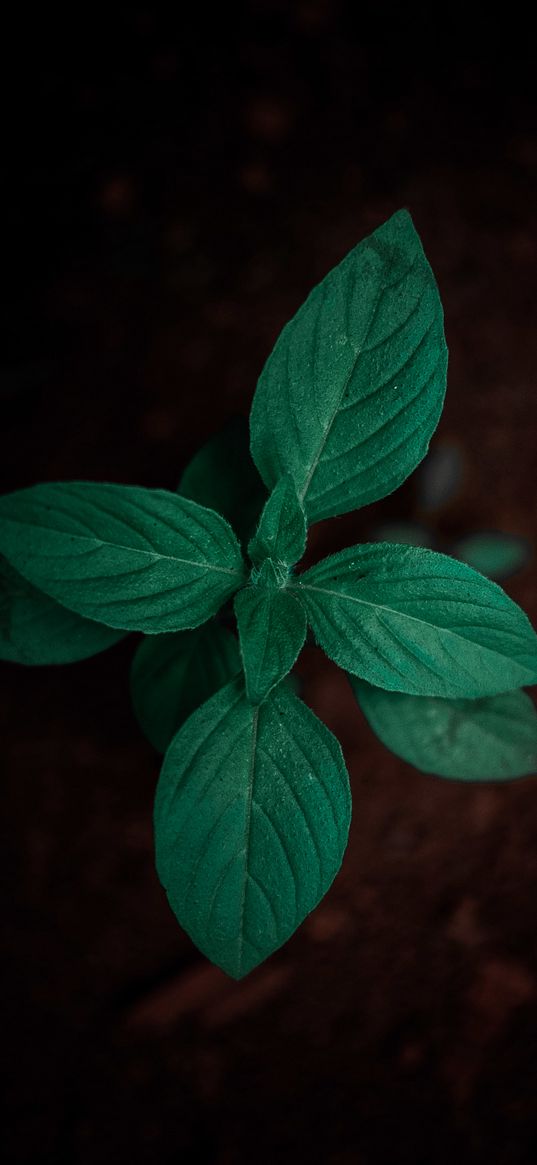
[297,240,400,506]
[257,743,324,891]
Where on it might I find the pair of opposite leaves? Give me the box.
[2,210,537,978]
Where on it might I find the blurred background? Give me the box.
[2,5,537,1162]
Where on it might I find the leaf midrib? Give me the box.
[294,580,534,674]
[297,244,399,508]
[236,704,260,976]
[6,520,244,579]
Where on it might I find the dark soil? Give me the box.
[3,9,537,1163]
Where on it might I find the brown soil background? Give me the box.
[2,8,537,1163]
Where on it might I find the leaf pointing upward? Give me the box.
[250,210,448,523]
[248,475,307,567]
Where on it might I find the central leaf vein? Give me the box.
[297,244,399,507]
[296,581,530,670]
[236,706,260,973]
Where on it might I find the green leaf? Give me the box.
[294,543,537,698]
[154,676,351,978]
[178,416,267,544]
[130,623,241,752]
[234,578,307,703]
[0,481,246,633]
[248,475,307,567]
[250,209,447,524]
[352,678,537,780]
[0,555,125,665]
[453,532,531,581]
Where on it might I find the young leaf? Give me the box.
[250,209,447,524]
[178,416,267,544]
[130,623,241,753]
[0,482,246,633]
[248,475,307,567]
[234,575,307,704]
[453,532,531,581]
[154,676,351,979]
[0,555,125,665]
[351,678,537,780]
[293,543,537,698]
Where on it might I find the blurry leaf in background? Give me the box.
[178,416,267,545]
[0,556,125,665]
[351,678,537,780]
[453,531,532,581]
[416,439,463,512]
[130,623,241,753]
[369,521,434,548]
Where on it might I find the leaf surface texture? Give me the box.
[250,210,448,523]
[295,543,537,697]
[353,679,537,780]
[154,678,351,977]
[0,482,245,632]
